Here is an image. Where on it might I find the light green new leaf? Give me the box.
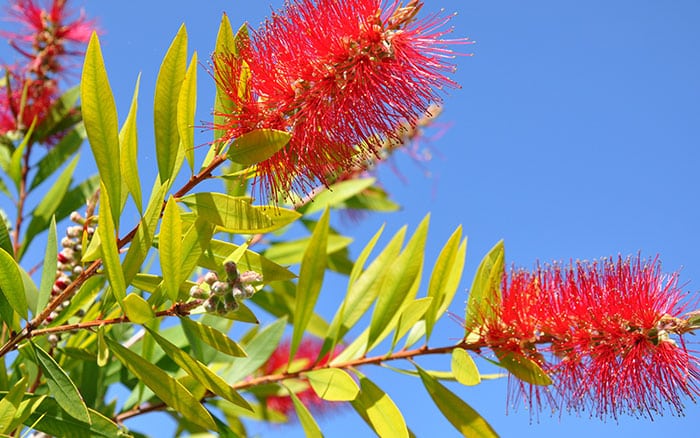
[105,336,217,430]
[287,387,323,438]
[81,32,120,221]
[154,24,188,183]
[227,129,291,167]
[368,215,429,348]
[97,327,109,367]
[7,121,34,190]
[160,196,182,302]
[30,342,91,423]
[0,247,27,319]
[416,365,498,437]
[119,74,143,213]
[452,348,481,386]
[178,52,198,172]
[180,317,246,357]
[178,218,215,287]
[425,227,466,340]
[98,182,126,307]
[179,192,300,234]
[0,374,28,433]
[225,317,286,383]
[390,297,433,350]
[350,373,408,438]
[290,209,329,363]
[29,128,83,192]
[465,240,505,333]
[264,234,352,266]
[495,350,552,386]
[36,217,58,314]
[213,13,237,144]
[306,368,359,401]
[145,327,252,411]
[200,239,295,283]
[300,178,377,216]
[123,294,155,324]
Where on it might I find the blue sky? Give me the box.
[7,0,700,436]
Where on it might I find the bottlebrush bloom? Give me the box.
[0,0,95,136]
[259,339,343,419]
[213,0,469,199]
[473,256,699,419]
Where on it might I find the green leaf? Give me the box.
[119,74,143,213]
[179,193,300,234]
[451,348,481,386]
[32,86,81,142]
[0,213,12,258]
[350,373,408,438]
[96,327,109,367]
[224,317,286,383]
[200,239,295,283]
[178,218,215,288]
[7,122,34,190]
[299,178,377,215]
[29,342,91,423]
[98,181,126,307]
[390,297,433,350]
[36,216,58,315]
[178,52,198,172]
[154,24,188,183]
[426,227,467,340]
[416,364,498,437]
[344,185,400,212]
[180,317,246,357]
[81,32,121,221]
[26,152,78,232]
[160,196,183,302]
[0,374,28,433]
[286,386,323,438]
[123,293,155,324]
[227,129,291,167]
[0,247,27,319]
[368,215,429,348]
[264,234,352,266]
[145,327,252,411]
[25,395,123,437]
[495,350,553,386]
[465,240,505,332]
[29,128,83,192]
[306,368,359,401]
[105,336,217,430]
[290,209,329,363]
[213,13,238,144]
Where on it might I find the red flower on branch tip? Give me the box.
[212,0,470,200]
[473,255,699,419]
[1,0,95,137]
[260,339,344,419]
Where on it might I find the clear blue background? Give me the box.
[9,0,700,436]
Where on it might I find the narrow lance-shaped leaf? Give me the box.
[425,227,467,340]
[145,327,252,411]
[452,348,481,386]
[98,182,126,307]
[119,74,143,213]
[29,341,91,423]
[0,374,28,433]
[286,386,323,438]
[305,368,359,401]
[0,216,12,259]
[180,317,246,357]
[465,239,505,333]
[415,364,498,437]
[160,196,182,302]
[154,24,188,184]
[350,372,408,438]
[368,215,429,348]
[299,178,377,216]
[7,120,35,190]
[81,32,120,222]
[224,317,286,383]
[227,129,291,167]
[36,216,58,315]
[178,52,198,172]
[105,336,217,430]
[390,297,433,351]
[0,248,27,319]
[290,208,329,364]
[213,13,238,144]
[29,128,83,192]
[495,349,552,386]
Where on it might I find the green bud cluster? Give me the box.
[189,261,262,315]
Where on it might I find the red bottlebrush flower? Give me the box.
[260,339,343,418]
[0,0,95,137]
[476,256,699,419]
[213,0,469,199]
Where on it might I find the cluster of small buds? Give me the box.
[189,261,262,315]
[45,211,95,344]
